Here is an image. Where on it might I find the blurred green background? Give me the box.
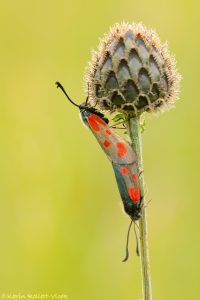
[0,1,199,299]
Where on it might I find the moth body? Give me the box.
[80,105,143,221]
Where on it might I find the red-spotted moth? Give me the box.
[56,82,143,260]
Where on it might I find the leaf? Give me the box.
[112,113,126,123]
[140,119,147,133]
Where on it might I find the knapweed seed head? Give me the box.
[85,22,181,115]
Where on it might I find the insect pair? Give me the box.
[56,81,143,261]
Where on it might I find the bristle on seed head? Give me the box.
[85,22,181,115]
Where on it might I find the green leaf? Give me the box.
[140,119,147,133]
[112,113,126,123]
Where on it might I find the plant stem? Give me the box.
[126,115,152,300]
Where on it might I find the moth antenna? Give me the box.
[134,222,140,256]
[55,81,80,108]
[122,220,133,262]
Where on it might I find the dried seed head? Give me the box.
[85,22,181,115]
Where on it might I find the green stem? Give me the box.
[126,115,152,300]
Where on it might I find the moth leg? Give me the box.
[110,120,126,129]
[92,95,99,108]
[140,198,152,210]
[139,169,144,177]
[111,126,126,130]
[85,96,89,106]
[139,191,151,208]
[145,198,152,208]
[85,83,90,105]
[140,185,148,203]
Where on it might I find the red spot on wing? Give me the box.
[128,187,135,201]
[106,129,112,135]
[135,185,140,200]
[88,114,106,132]
[91,114,106,125]
[88,115,100,131]
[103,140,110,148]
[116,142,127,157]
[128,186,140,202]
[120,167,129,174]
[132,173,137,181]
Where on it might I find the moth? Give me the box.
[56,82,143,260]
